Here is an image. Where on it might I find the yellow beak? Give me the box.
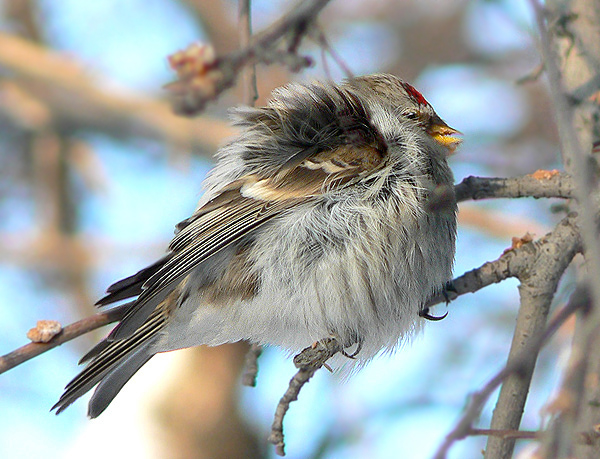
[427,119,463,154]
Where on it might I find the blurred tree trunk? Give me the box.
[155,343,265,459]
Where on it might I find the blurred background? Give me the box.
[0,0,574,458]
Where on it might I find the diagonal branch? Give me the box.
[484,212,583,458]
[0,304,128,374]
[268,337,344,456]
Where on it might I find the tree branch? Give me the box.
[484,212,582,458]
[0,32,234,154]
[167,0,331,115]
[530,2,600,457]
[455,171,574,202]
[0,303,128,374]
[238,0,258,107]
[268,337,344,456]
[241,343,263,387]
[427,211,577,308]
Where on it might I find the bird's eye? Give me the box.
[404,111,419,120]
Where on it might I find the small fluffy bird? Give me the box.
[53,74,461,417]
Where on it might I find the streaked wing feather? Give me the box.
[96,256,172,306]
[110,198,293,340]
[169,196,259,252]
[87,339,156,418]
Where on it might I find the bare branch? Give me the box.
[167,0,331,115]
[428,212,578,308]
[530,1,600,277]
[541,305,593,458]
[268,337,344,456]
[529,2,600,456]
[312,27,354,80]
[239,0,258,107]
[484,213,581,458]
[241,343,263,387]
[0,303,128,375]
[455,171,574,202]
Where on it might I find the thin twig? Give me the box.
[516,62,545,85]
[0,303,128,374]
[268,337,344,456]
[242,343,263,387]
[313,28,354,79]
[239,0,258,106]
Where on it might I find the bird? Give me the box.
[53,73,461,418]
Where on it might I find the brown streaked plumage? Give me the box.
[202,245,260,304]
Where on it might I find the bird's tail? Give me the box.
[52,309,164,417]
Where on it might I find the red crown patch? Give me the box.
[401,82,429,106]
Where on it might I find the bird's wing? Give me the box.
[109,140,387,340]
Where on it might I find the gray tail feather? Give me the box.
[87,339,156,418]
[53,311,164,415]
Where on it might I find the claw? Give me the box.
[419,307,449,321]
[340,341,363,359]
